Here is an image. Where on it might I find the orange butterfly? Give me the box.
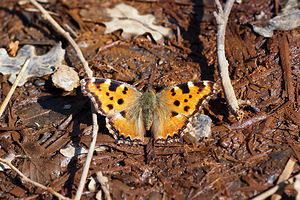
[81,78,216,144]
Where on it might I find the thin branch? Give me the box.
[0,158,71,200]
[29,0,92,78]
[74,110,100,200]
[251,173,300,200]
[213,0,242,118]
[215,0,224,16]
[28,1,109,200]
[271,157,296,200]
[0,58,31,117]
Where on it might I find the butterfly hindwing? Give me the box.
[153,81,215,142]
[80,78,145,142]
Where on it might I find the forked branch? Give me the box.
[213,0,242,118]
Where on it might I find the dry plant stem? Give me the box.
[28,1,104,199]
[251,173,300,200]
[29,0,92,77]
[0,58,30,117]
[0,158,70,200]
[295,176,300,200]
[213,0,240,116]
[96,171,112,200]
[271,157,296,200]
[74,110,101,200]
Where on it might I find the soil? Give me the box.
[0,0,299,199]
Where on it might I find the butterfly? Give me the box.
[80,78,217,144]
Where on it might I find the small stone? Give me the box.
[185,114,212,143]
[52,64,79,91]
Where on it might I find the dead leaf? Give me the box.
[252,0,300,37]
[21,138,60,184]
[60,143,88,158]
[103,3,172,42]
[88,176,97,192]
[0,42,65,86]
[60,143,109,158]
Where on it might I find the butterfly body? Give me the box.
[80,78,216,144]
[140,88,156,131]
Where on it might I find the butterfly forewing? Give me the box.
[153,81,215,142]
[80,78,145,142]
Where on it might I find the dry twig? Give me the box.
[271,157,296,200]
[28,1,111,200]
[295,175,300,200]
[213,0,242,118]
[0,58,30,117]
[251,173,300,200]
[29,0,92,77]
[0,158,71,200]
[96,171,112,200]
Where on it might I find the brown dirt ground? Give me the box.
[0,0,299,199]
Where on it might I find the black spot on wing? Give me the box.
[173,100,180,106]
[194,82,205,89]
[184,99,188,102]
[171,111,178,117]
[117,98,124,105]
[95,84,102,91]
[109,81,121,91]
[109,97,113,100]
[122,86,128,94]
[184,106,190,112]
[120,111,126,117]
[107,104,113,110]
[178,84,190,94]
[106,92,110,96]
[195,81,213,95]
[170,88,176,96]
[92,79,106,84]
[194,82,206,91]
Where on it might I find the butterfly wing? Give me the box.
[153,81,216,142]
[80,78,145,143]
